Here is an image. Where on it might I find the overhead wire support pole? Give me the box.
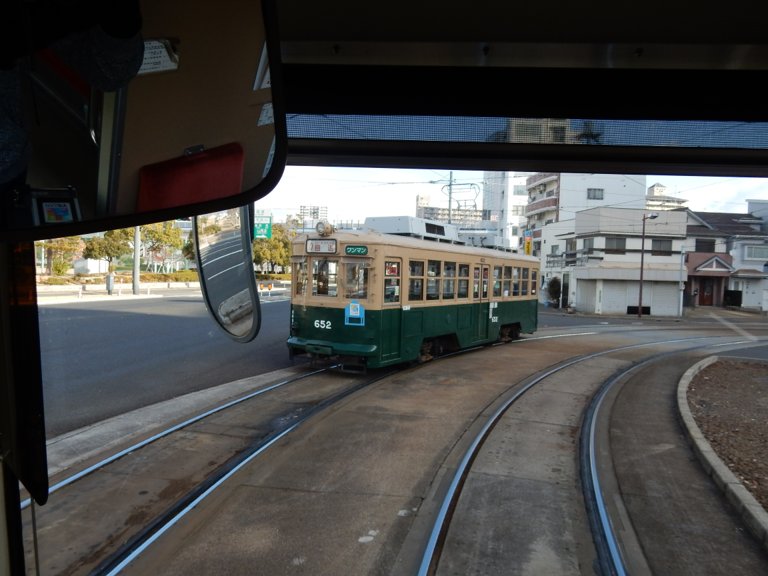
[637,212,658,319]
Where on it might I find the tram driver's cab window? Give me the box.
[344,262,369,299]
[384,260,400,303]
[313,258,338,296]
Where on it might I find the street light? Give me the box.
[637,212,659,319]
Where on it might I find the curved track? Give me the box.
[21,366,392,575]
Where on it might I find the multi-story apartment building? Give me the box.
[646,182,688,211]
[415,194,483,226]
[525,173,647,257]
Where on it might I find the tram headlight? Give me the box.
[315,220,334,236]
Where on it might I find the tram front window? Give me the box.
[344,263,369,299]
[313,258,338,296]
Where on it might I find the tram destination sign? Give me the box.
[345,245,368,255]
[306,239,337,254]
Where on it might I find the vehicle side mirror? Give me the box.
[194,205,260,342]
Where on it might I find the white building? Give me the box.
[646,182,688,211]
[526,173,647,257]
[544,207,688,316]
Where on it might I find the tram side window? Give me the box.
[482,267,489,298]
[409,260,424,300]
[293,259,308,295]
[313,258,338,296]
[503,266,513,297]
[457,264,470,298]
[531,270,538,295]
[473,266,480,299]
[492,265,503,297]
[344,263,369,299]
[521,267,529,295]
[384,260,400,303]
[427,259,441,301]
[513,267,520,296]
[443,261,456,299]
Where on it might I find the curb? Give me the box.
[677,356,768,552]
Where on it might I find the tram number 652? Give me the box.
[314,320,332,329]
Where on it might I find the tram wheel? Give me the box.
[418,340,434,363]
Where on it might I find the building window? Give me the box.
[695,239,716,252]
[745,245,768,259]
[605,237,626,254]
[550,244,560,255]
[587,188,604,200]
[582,238,594,254]
[651,239,673,256]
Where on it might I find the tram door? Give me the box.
[380,258,403,361]
[472,265,490,342]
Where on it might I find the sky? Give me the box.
[254,166,768,224]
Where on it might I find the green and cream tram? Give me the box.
[287,219,539,370]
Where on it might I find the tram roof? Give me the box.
[295,227,540,263]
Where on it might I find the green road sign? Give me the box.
[253,215,272,239]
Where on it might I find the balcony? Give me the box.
[545,249,592,268]
[525,197,558,217]
[527,173,559,187]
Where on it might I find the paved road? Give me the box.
[37,287,296,436]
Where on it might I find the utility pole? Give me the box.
[638,212,658,318]
[133,226,141,295]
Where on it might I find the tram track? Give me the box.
[416,332,768,575]
[20,365,398,575]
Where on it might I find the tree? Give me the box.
[547,276,562,307]
[81,228,133,272]
[181,235,195,263]
[141,222,184,273]
[37,236,82,276]
[252,223,292,274]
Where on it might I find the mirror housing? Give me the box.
[195,205,260,342]
[2,0,286,242]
